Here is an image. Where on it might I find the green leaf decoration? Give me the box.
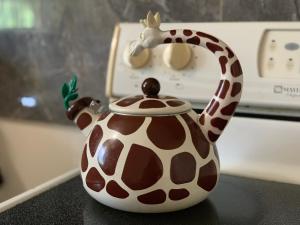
[69,75,77,92]
[61,83,69,98]
[65,93,78,102]
[64,100,70,110]
[61,74,79,110]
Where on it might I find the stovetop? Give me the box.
[0,174,299,225]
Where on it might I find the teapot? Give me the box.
[61,12,243,213]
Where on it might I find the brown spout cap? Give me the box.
[66,97,93,120]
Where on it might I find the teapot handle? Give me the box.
[179,31,244,143]
[160,30,243,143]
[131,12,243,143]
[170,30,243,143]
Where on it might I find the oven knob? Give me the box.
[123,42,150,68]
[163,43,192,70]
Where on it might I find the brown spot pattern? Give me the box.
[226,47,234,58]
[169,188,190,200]
[89,125,103,157]
[183,29,193,36]
[206,42,223,53]
[208,131,219,142]
[176,38,183,43]
[221,102,238,116]
[231,82,242,97]
[137,189,166,204]
[170,30,176,35]
[206,99,220,116]
[147,116,185,150]
[97,111,110,121]
[81,145,88,172]
[181,114,210,158]
[197,160,218,191]
[217,80,230,99]
[196,31,219,43]
[211,117,228,130]
[86,167,105,192]
[116,96,143,107]
[122,144,163,190]
[164,38,172,43]
[199,114,205,125]
[97,139,123,176]
[107,114,145,135]
[231,60,242,77]
[171,152,196,184]
[166,100,185,107]
[139,100,166,108]
[219,56,228,74]
[106,180,129,199]
[77,113,92,130]
[187,36,200,45]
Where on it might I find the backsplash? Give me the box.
[0,0,299,125]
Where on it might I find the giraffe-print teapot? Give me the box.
[62,11,243,213]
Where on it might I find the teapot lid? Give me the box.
[109,78,191,115]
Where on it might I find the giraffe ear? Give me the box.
[154,12,160,28]
[146,11,156,28]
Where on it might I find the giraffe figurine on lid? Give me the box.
[61,11,243,213]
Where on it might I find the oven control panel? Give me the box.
[259,30,300,78]
[106,22,300,111]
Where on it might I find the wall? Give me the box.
[0,0,299,125]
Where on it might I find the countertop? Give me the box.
[0,174,299,225]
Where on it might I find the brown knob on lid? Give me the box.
[142,78,160,97]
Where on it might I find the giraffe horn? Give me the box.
[146,11,156,28]
[154,12,160,28]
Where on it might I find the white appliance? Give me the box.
[106,22,300,185]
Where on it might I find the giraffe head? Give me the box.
[130,11,162,56]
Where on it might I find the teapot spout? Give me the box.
[66,97,101,137]
[62,75,102,136]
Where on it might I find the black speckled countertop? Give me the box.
[0,174,299,225]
